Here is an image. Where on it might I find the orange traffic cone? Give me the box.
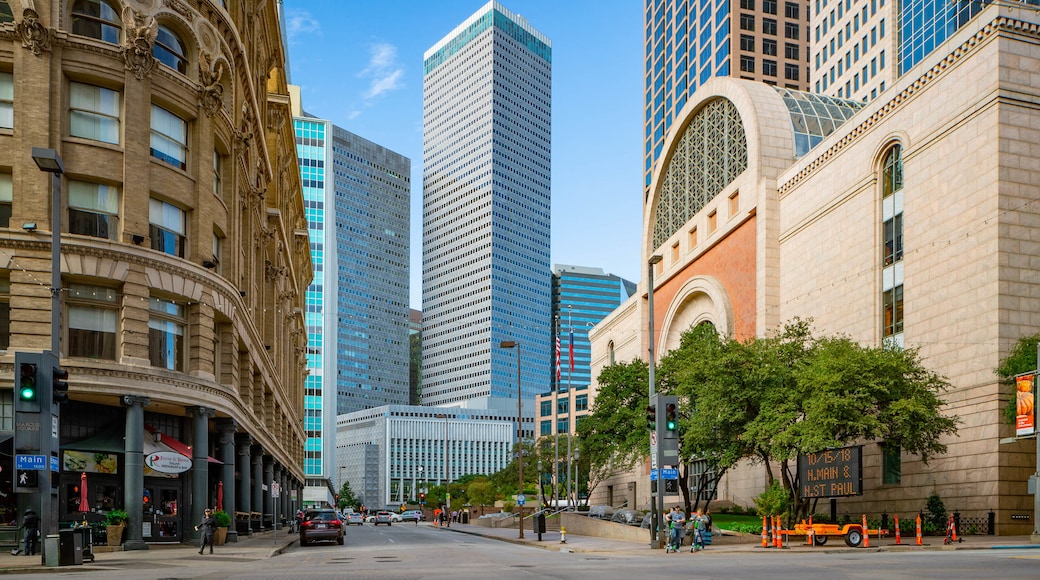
[949,515,959,543]
[762,516,769,548]
[916,514,923,546]
[895,514,901,545]
[862,514,870,548]
[775,516,782,548]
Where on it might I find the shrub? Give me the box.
[213,510,232,528]
[925,492,947,532]
[754,480,790,517]
[105,509,128,526]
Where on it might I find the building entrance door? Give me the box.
[143,484,182,542]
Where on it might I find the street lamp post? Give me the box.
[31,147,64,355]
[500,340,524,539]
[648,253,664,549]
[435,413,450,526]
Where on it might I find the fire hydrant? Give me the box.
[560,525,567,544]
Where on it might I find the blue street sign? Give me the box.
[16,455,47,470]
[650,469,658,481]
[50,455,59,472]
[517,494,526,506]
[662,468,679,480]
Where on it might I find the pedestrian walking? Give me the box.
[195,508,216,555]
[667,506,685,553]
[690,510,707,552]
[20,508,39,557]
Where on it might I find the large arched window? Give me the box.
[0,1,14,24]
[881,144,904,344]
[154,25,187,74]
[71,0,121,44]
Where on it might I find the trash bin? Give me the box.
[74,524,94,562]
[44,534,59,567]
[461,511,469,524]
[58,528,83,566]
[534,512,546,534]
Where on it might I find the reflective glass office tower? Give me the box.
[421,1,552,409]
[644,0,813,189]
[330,127,411,415]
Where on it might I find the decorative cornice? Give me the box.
[779,15,1034,195]
[164,0,196,22]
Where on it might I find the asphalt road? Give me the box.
[4,524,1039,579]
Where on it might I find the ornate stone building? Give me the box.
[590,2,1040,534]
[0,0,308,546]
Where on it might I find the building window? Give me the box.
[540,420,551,436]
[763,60,778,77]
[740,55,755,73]
[882,285,903,337]
[149,198,186,257]
[69,180,120,240]
[69,82,120,145]
[740,34,755,52]
[67,284,118,360]
[212,232,223,270]
[0,276,9,351]
[785,1,800,18]
[882,443,901,484]
[740,14,755,31]
[0,1,12,23]
[213,150,223,199]
[882,145,903,197]
[71,0,121,44]
[153,25,187,74]
[883,214,903,266]
[540,399,551,417]
[740,0,755,8]
[148,296,185,371]
[729,192,739,217]
[763,0,777,14]
[763,18,777,36]
[785,42,800,60]
[556,418,569,434]
[784,63,800,80]
[0,172,10,228]
[0,72,12,129]
[763,38,778,56]
[784,22,800,39]
[575,394,588,412]
[707,210,717,233]
[150,104,187,170]
[557,397,569,415]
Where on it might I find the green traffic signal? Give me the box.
[665,403,677,432]
[18,363,37,401]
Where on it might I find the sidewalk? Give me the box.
[440,522,1040,555]
[0,529,297,574]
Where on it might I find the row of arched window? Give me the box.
[881,143,904,345]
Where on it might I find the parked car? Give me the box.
[611,509,645,526]
[299,509,344,546]
[344,513,365,526]
[400,510,425,522]
[373,510,394,525]
[586,505,615,520]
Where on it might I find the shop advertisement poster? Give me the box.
[1016,372,1035,437]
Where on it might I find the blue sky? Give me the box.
[285,1,645,309]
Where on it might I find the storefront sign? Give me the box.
[63,450,118,474]
[1016,373,1035,437]
[145,451,192,474]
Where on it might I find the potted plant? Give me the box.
[212,510,232,545]
[105,509,127,547]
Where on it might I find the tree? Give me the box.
[467,479,497,515]
[488,440,537,496]
[336,481,358,510]
[575,359,650,497]
[663,319,958,521]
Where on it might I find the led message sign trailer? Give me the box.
[797,445,862,498]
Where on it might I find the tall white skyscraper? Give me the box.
[421,1,552,413]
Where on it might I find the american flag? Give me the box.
[555,335,561,380]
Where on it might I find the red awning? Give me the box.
[145,426,222,464]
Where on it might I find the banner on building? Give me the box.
[1016,372,1035,437]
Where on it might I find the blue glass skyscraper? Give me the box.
[421,1,552,411]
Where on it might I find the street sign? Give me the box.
[16,455,47,470]
[16,470,38,488]
[661,468,678,480]
[50,455,59,473]
[650,469,658,481]
[517,494,526,506]
[650,432,658,470]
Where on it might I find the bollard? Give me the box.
[862,514,870,548]
[762,516,769,548]
[774,516,782,549]
[895,514,901,545]
[560,525,567,544]
[916,514,923,545]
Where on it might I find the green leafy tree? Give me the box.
[336,481,358,510]
[466,479,497,515]
[489,441,537,495]
[995,333,1040,424]
[575,360,650,497]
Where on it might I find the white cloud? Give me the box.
[358,42,405,100]
[286,10,321,44]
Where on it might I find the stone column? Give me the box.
[217,419,238,542]
[122,396,150,551]
[188,406,214,540]
[252,445,264,530]
[263,456,274,529]
[280,469,290,520]
[236,434,252,535]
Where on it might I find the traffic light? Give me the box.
[420,492,425,504]
[665,402,678,432]
[17,358,40,413]
[646,404,656,431]
[52,364,69,405]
